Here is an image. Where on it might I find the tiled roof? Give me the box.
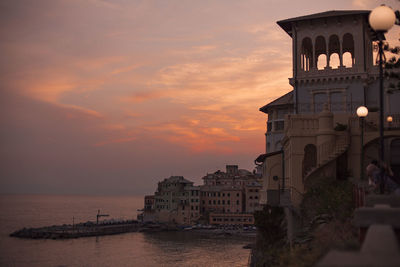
[259,91,293,114]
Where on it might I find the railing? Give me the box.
[349,113,400,133]
[297,101,364,114]
[284,115,319,134]
[316,133,349,169]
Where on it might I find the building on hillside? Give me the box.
[152,176,201,224]
[141,165,262,226]
[203,165,261,188]
[256,10,400,211]
[201,165,262,225]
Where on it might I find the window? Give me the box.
[236,200,240,205]
[228,193,230,197]
[236,193,240,197]
[275,121,284,131]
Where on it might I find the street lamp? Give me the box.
[357,106,368,180]
[387,115,393,130]
[368,5,396,168]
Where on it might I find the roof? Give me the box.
[255,150,283,164]
[162,176,193,184]
[259,91,293,114]
[277,10,370,37]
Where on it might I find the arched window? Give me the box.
[328,35,340,68]
[301,37,313,71]
[317,54,327,70]
[315,36,327,70]
[342,33,355,67]
[342,52,353,67]
[330,53,340,69]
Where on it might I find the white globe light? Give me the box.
[387,116,393,122]
[357,106,368,118]
[369,5,396,31]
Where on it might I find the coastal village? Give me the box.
[138,165,262,226]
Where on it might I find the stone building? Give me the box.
[152,176,201,224]
[257,10,400,209]
[142,166,262,225]
[200,185,244,214]
[200,165,262,225]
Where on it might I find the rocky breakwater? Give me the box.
[10,220,143,239]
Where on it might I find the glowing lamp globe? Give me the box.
[387,116,393,123]
[357,106,368,118]
[369,5,396,31]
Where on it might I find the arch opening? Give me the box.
[301,37,313,71]
[342,33,355,68]
[315,36,327,70]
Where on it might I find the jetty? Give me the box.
[10,220,180,240]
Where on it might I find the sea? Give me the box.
[0,194,252,267]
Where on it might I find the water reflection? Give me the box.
[0,195,251,267]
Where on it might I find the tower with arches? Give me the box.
[258,10,400,209]
[277,10,381,114]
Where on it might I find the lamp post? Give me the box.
[368,6,396,184]
[357,106,368,180]
[387,115,393,130]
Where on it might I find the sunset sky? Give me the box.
[1,0,399,195]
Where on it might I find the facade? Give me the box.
[152,176,201,224]
[200,186,244,214]
[201,165,261,225]
[260,91,294,153]
[142,165,261,225]
[144,195,155,211]
[258,10,400,209]
[245,182,262,213]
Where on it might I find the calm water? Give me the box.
[0,195,251,267]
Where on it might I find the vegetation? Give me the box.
[251,177,358,267]
[334,123,347,131]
